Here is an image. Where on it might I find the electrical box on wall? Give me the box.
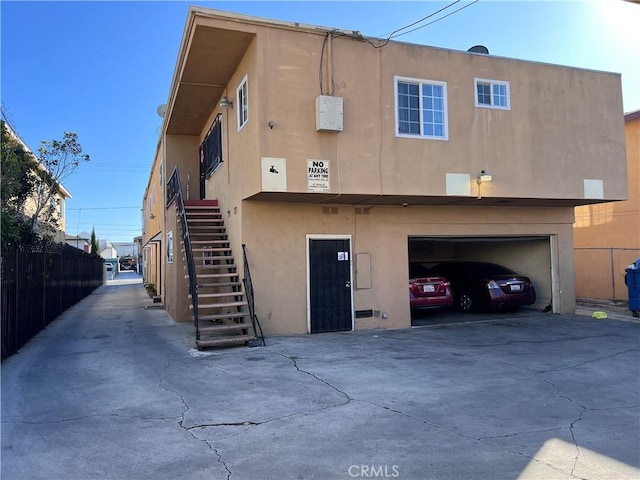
[316,95,343,132]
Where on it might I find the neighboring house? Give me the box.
[3,120,72,243]
[134,235,143,274]
[113,242,136,257]
[65,230,91,253]
[142,148,164,294]
[99,240,117,260]
[143,7,627,343]
[574,110,640,302]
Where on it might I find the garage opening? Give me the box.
[408,236,555,324]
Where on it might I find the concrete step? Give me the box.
[198,281,243,288]
[190,247,232,253]
[194,263,236,270]
[189,292,245,300]
[198,311,248,322]
[188,272,239,280]
[198,322,253,334]
[191,300,248,310]
[196,334,256,349]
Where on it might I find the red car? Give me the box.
[409,263,454,310]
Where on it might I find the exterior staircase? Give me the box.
[181,200,257,349]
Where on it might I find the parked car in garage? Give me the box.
[428,261,536,312]
[409,263,454,310]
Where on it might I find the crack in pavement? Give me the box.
[568,406,587,478]
[181,350,356,434]
[271,350,574,477]
[156,345,636,480]
[478,427,564,441]
[471,345,638,479]
[536,372,589,479]
[158,362,232,480]
[0,413,182,426]
[368,341,635,479]
[271,351,354,404]
[156,352,356,478]
[534,348,639,373]
[426,332,626,348]
[361,398,574,478]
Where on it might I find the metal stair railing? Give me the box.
[167,166,200,340]
[242,244,265,346]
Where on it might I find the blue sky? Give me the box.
[2,1,639,243]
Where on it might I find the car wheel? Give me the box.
[458,293,475,312]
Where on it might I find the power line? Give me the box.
[382,0,463,40]
[391,0,481,39]
[362,0,480,49]
[67,206,140,210]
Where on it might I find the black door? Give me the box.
[309,238,352,333]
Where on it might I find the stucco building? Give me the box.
[142,7,627,346]
[574,110,640,302]
[2,120,72,243]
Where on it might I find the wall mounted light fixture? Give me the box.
[476,170,492,199]
[219,96,233,109]
[478,170,492,183]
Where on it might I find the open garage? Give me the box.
[408,235,556,323]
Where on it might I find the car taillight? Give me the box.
[486,280,500,289]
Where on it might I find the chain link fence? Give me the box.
[574,247,640,303]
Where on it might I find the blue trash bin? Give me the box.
[625,258,640,318]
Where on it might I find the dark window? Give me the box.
[200,114,223,179]
[476,83,491,105]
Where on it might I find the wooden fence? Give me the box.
[1,242,104,360]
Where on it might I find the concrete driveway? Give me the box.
[2,275,639,480]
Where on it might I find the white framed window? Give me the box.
[475,78,510,110]
[58,197,66,220]
[395,76,448,140]
[236,75,248,131]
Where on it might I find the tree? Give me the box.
[90,228,100,256]
[1,120,39,247]
[29,131,90,238]
[0,118,90,247]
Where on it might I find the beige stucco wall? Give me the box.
[162,135,201,320]
[574,113,640,300]
[251,29,626,202]
[142,147,165,295]
[155,9,628,334]
[142,149,164,242]
[163,202,192,322]
[242,201,575,336]
[201,38,260,273]
[166,135,200,201]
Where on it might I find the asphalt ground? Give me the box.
[2,273,639,480]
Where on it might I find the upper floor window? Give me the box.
[475,78,510,110]
[200,114,223,178]
[237,75,248,131]
[395,76,448,140]
[58,197,66,220]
